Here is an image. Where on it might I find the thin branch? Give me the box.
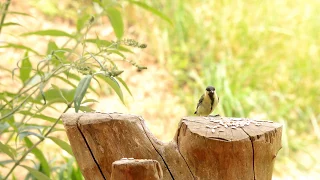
[0,65,65,113]
[0,88,37,121]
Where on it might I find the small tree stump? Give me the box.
[62,113,282,180]
[110,159,163,180]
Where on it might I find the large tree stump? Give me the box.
[62,112,282,180]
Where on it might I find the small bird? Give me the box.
[194,86,219,116]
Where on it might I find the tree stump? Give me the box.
[62,112,282,180]
[110,159,163,180]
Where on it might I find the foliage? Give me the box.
[2,0,319,179]
[0,0,170,179]
[124,0,320,178]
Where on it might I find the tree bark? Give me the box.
[110,159,163,180]
[62,113,282,180]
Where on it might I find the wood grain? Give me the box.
[62,113,282,180]
[110,159,163,180]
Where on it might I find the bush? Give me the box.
[0,0,170,179]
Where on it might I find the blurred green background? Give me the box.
[1,0,320,179]
[124,0,320,178]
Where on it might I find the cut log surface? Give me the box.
[110,159,163,180]
[62,113,282,180]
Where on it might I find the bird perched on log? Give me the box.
[194,86,219,116]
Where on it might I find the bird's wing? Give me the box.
[194,94,204,114]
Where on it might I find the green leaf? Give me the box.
[0,142,15,159]
[105,7,124,39]
[51,84,69,104]
[7,11,34,18]
[107,49,126,59]
[47,41,59,54]
[74,75,92,113]
[48,136,73,155]
[0,122,10,133]
[54,75,77,88]
[97,75,124,104]
[36,88,75,104]
[116,77,132,96]
[85,39,133,52]
[46,41,67,65]
[0,109,16,131]
[19,110,58,123]
[0,160,15,167]
[18,131,43,141]
[0,43,39,55]
[21,29,74,38]
[63,71,99,96]
[24,137,50,176]
[20,51,32,84]
[82,98,99,103]
[128,0,173,25]
[20,165,51,180]
[64,71,81,81]
[34,101,61,114]
[19,125,43,133]
[77,14,92,32]
[86,38,112,47]
[0,22,22,27]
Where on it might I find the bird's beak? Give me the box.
[210,90,214,94]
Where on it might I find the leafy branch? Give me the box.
[0,0,172,179]
[3,103,72,180]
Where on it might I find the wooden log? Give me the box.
[110,159,163,180]
[62,113,282,180]
[62,113,104,180]
[177,116,282,180]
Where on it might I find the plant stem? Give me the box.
[0,88,38,121]
[3,102,72,180]
[0,65,65,113]
[0,82,39,111]
[0,0,11,36]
